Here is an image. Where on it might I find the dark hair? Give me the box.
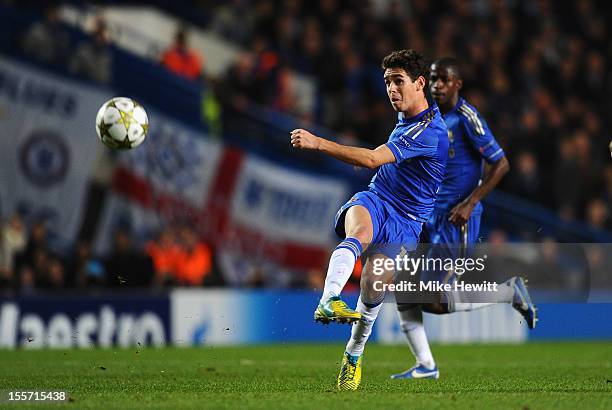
[431,57,463,80]
[381,49,428,83]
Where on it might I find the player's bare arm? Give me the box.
[290,128,395,169]
[449,155,510,225]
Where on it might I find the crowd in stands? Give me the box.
[207,0,611,229]
[0,212,338,293]
[16,4,204,84]
[0,212,218,292]
[20,5,113,84]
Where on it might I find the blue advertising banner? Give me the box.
[1,291,609,349]
[0,294,170,348]
[170,289,360,346]
[528,303,612,340]
[170,290,527,346]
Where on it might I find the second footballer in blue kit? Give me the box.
[391,58,538,381]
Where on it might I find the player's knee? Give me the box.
[345,224,371,246]
[359,273,384,300]
[360,273,377,292]
[400,321,418,333]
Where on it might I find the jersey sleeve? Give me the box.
[386,125,437,164]
[458,105,505,164]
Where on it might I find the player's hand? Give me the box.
[449,199,476,226]
[290,129,321,150]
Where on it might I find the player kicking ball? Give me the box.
[390,58,538,381]
[291,49,448,390]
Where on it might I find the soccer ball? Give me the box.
[96,97,148,149]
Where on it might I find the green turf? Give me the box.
[0,342,610,409]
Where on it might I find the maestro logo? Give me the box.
[19,130,69,188]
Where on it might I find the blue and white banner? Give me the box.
[230,155,349,245]
[112,111,222,209]
[170,290,527,346]
[1,290,610,349]
[170,289,358,346]
[0,294,170,349]
[0,57,107,243]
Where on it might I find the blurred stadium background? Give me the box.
[0,0,611,350]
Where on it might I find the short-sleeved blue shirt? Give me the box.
[368,104,449,222]
[434,97,504,212]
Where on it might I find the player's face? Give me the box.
[384,68,423,112]
[429,64,461,106]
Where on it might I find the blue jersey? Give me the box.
[434,97,504,212]
[368,104,448,223]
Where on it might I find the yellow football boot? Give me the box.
[337,352,362,391]
[314,296,361,324]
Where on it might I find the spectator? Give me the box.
[161,27,203,81]
[104,229,154,287]
[505,151,540,202]
[209,0,252,45]
[554,137,580,220]
[174,226,212,286]
[145,227,181,286]
[216,51,271,138]
[14,221,47,275]
[30,247,50,286]
[586,198,610,231]
[604,165,612,204]
[39,258,66,290]
[69,16,112,84]
[67,240,105,288]
[0,263,12,290]
[0,213,26,280]
[273,65,298,113]
[18,265,36,295]
[217,51,259,110]
[573,130,601,216]
[21,5,71,66]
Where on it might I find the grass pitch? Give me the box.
[0,342,610,409]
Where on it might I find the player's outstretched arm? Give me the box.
[449,155,510,225]
[290,128,395,169]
